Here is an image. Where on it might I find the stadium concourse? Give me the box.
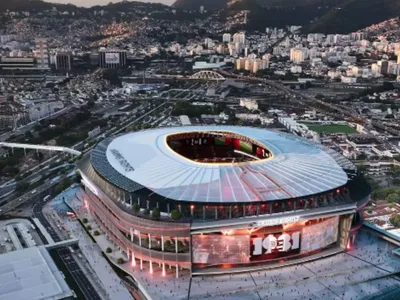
[68,193,400,300]
[77,126,370,277]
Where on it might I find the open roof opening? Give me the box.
[166,131,272,164]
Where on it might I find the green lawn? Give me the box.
[301,123,358,134]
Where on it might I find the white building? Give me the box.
[235,113,260,121]
[341,76,357,84]
[326,34,335,44]
[204,38,214,48]
[222,33,231,43]
[291,65,302,73]
[371,63,381,77]
[240,99,258,111]
[179,115,191,126]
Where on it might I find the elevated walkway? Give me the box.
[45,238,79,250]
[0,142,81,156]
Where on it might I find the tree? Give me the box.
[86,225,92,230]
[16,182,30,193]
[24,130,33,139]
[106,247,112,253]
[87,100,95,109]
[117,258,124,264]
[93,230,100,236]
[171,208,182,220]
[132,203,140,214]
[75,172,82,184]
[390,214,400,227]
[386,193,400,203]
[35,152,44,162]
[55,182,65,195]
[152,207,160,220]
[82,218,88,223]
[101,69,122,87]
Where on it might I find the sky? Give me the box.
[44,0,175,7]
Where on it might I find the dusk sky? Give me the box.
[44,0,175,7]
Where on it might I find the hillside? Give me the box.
[0,0,74,12]
[305,0,400,33]
[172,0,346,10]
[225,0,341,30]
[0,0,168,13]
[172,0,228,10]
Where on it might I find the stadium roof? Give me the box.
[0,246,73,300]
[100,126,350,203]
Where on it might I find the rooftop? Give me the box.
[93,126,351,203]
[0,246,73,300]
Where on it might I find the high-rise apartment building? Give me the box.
[236,58,269,73]
[236,58,246,70]
[233,32,246,45]
[35,38,49,69]
[55,52,72,71]
[378,60,389,75]
[290,48,308,63]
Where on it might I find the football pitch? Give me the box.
[302,123,358,134]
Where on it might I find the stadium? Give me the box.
[77,126,370,276]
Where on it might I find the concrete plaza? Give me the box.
[65,191,400,300]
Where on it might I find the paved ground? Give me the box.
[52,189,133,300]
[68,191,400,300]
[33,187,103,300]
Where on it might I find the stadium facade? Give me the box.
[78,126,370,276]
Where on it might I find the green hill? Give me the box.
[172,0,228,10]
[305,0,400,33]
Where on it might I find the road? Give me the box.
[219,70,400,136]
[33,199,101,300]
[0,107,72,142]
[1,101,170,215]
[0,162,72,204]
[0,179,60,215]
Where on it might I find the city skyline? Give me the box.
[44,0,175,7]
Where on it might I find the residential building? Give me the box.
[290,48,308,63]
[222,33,231,43]
[240,99,258,111]
[233,32,245,45]
[35,38,49,69]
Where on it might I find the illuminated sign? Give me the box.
[252,232,300,255]
[105,52,120,64]
[254,216,300,227]
[110,149,134,172]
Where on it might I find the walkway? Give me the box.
[0,141,81,156]
[67,189,400,300]
[60,191,133,300]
